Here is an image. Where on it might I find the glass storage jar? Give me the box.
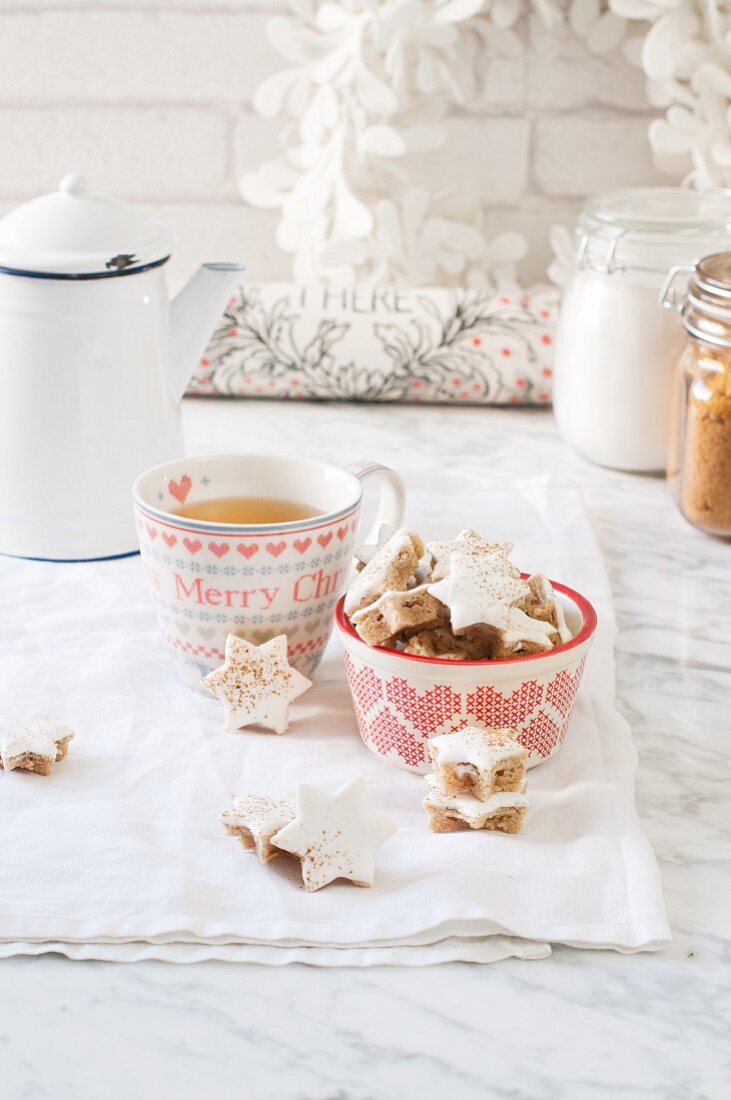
[553,188,731,473]
[664,252,731,537]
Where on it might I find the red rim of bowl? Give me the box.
[334,575,598,668]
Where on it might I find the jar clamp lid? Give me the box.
[661,251,731,349]
[576,187,731,275]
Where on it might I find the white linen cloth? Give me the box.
[0,479,670,964]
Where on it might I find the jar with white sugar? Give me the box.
[553,188,731,473]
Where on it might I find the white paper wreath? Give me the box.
[241,0,726,286]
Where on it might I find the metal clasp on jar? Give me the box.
[659,264,696,311]
[576,229,627,274]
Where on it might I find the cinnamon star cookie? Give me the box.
[424,775,528,834]
[271,778,397,892]
[427,529,516,581]
[0,715,74,776]
[353,523,396,571]
[429,727,527,800]
[344,527,425,615]
[202,633,312,734]
[221,793,296,863]
[428,548,529,633]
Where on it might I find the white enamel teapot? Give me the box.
[0,173,243,561]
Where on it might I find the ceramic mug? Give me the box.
[132,454,405,687]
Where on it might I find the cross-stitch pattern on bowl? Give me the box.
[335,583,597,774]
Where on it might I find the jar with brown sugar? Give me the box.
[663,252,731,537]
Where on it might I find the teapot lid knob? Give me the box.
[59,172,90,196]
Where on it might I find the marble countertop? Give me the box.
[1,399,728,1100]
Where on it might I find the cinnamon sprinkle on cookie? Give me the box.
[202,633,311,734]
[0,715,74,776]
[345,524,574,661]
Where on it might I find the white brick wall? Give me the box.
[0,1,664,286]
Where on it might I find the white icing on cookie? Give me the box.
[353,523,396,569]
[424,773,528,823]
[528,574,573,644]
[221,793,296,863]
[429,726,526,773]
[202,633,311,734]
[501,607,556,649]
[0,715,74,774]
[428,549,530,633]
[271,778,396,892]
[350,583,432,621]
[428,530,515,580]
[344,528,423,616]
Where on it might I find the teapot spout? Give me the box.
[169,263,244,401]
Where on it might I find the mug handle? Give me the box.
[345,460,406,547]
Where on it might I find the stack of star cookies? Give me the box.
[221,779,396,892]
[346,525,572,661]
[423,727,528,835]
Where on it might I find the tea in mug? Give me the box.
[173,496,322,524]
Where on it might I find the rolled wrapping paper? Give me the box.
[188,283,558,404]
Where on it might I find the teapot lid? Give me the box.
[0,173,172,278]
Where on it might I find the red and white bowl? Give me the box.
[335,578,598,773]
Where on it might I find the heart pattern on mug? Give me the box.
[168,475,192,504]
[136,460,379,692]
[237,543,258,559]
